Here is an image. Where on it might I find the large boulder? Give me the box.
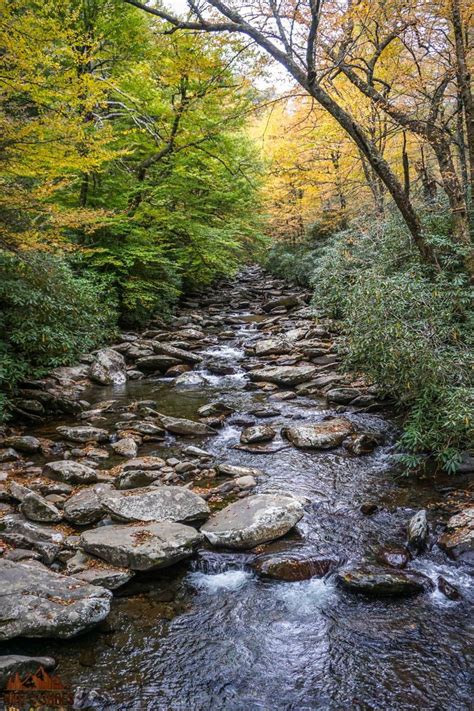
[201,493,304,549]
[282,418,354,449]
[56,426,109,444]
[262,295,300,312]
[337,566,429,597]
[249,365,317,386]
[43,460,98,484]
[135,355,181,373]
[438,507,474,562]
[252,555,335,581]
[89,349,127,386]
[80,521,202,571]
[99,486,210,523]
[254,338,292,356]
[0,655,56,689]
[0,560,111,640]
[156,413,216,436]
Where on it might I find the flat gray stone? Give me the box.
[100,486,209,523]
[81,522,202,571]
[156,413,216,436]
[20,492,62,523]
[0,560,111,640]
[282,418,354,449]
[43,461,98,484]
[249,365,317,386]
[57,426,109,443]
[201,493,304,549]
[63,488,106,526]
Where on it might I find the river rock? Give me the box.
[437,576,461,601]
[197,402,234,418]
[216,463,265,478]
[249,365,317,386]
[0,655,56,689]
[56,426,109,443]
[43,460,98,484]
[63,488,105,526]
[254,338,292,356]
[2,436,41,453]
[156,413,216,436]
[20,491,62,523]
[282,418,354,449]
[0,514,66,564]
[252,555,335,581]
[376,545,411,569]
[407,510,429,553]
[72,566,134,590]
[114,469,162,490]
[438,507,474,561]
[240,425,276,444]
[0,559,111,640]
[201,493,304,549]
[174,372,208,388]
[111,438,138,458]
[100,486,209,523]
[326,387,361,404]
[89,349,127,385]
[80,521,202,571]
[135,355,181,373]
[263,295,300,311]
[153,342,203,364]
[337,566,429,597]
[122,456,166,471]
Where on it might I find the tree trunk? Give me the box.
[452,0,474,208]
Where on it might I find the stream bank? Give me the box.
[0,266,472,710]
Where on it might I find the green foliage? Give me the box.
[0,252,117,418]
[310,212,473,473]
[263,241,318,286]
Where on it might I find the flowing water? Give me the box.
[3,274,473,710]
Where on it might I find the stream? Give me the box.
[2,267,472,710]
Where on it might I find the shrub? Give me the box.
[0,251,118,418]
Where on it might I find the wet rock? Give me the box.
[89,348,127,385]
[345,432,382,455]
[63,488,105,526]
[249,365,317,386]
[216,463,264,478]
[2,436,41,454]
[0,514,66,564]
[123,456,165,471]
[0,447,21,463]
[152,342,203,364]
[240,425,276,444]
[254,338,291,356]
[56,426,109,444]
[438,507,474,561]
[252,555,335,581]
[326,387,361,404]
[20,491,62,523]
[376,545,411,569]
[135,355,181,373]
[282,418,354,449]
[235,475,257,490]
[458,452,474,473]
[156,413,216,436]
[263,295,300,312]
[173,372,208,388]
[198,402,234,419]
[183,445,213,459]
[0,559,111,640]
[111,438,138,458]
[0,655,56,689]
[407,510,429,553]
[43,460,98,484]
[73,566,134,590]
[81,521,202,571]
[115,468,162,490]
[100,486,209,523]
[201,493,304,549]
[166,363,191,377]
[360,503,378,515]
[337,566,429,597]
[437,576,461,601]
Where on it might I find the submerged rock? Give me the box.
[99,486,210,523]
[282,418,354,449]
[80,521,202,571]
[252,555,335,581]
[337,566,429,597]
[89,348,127,385]
[0,559,111,640]
[201,493,304,549]
[437,576,462,601]
[376,545,411,569]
